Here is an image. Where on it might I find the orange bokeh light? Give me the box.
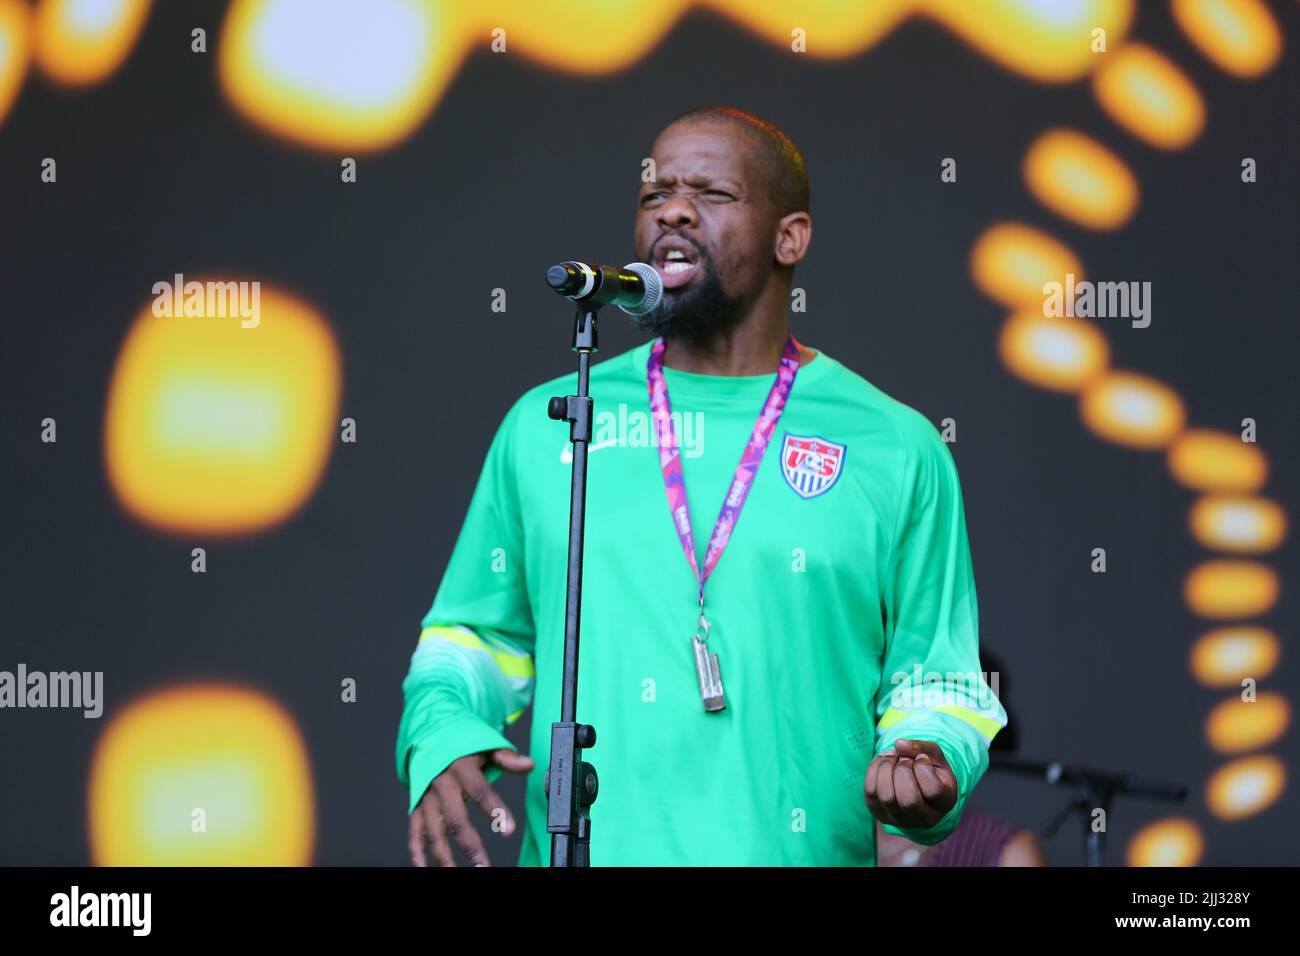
[89,684,315,865]
[104,281,341,537]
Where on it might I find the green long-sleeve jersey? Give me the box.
[396,337,1006,866]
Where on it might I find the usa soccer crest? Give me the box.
[780,433,845,499]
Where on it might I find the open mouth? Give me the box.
[653,238,702,289]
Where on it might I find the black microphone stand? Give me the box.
[543,305,600,867]
[988,752,1188,866]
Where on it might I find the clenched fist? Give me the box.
[864,738,958,832]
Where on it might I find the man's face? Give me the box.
[632,121,775,344]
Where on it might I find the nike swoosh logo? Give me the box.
[560,439,619,464]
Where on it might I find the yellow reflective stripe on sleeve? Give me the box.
[506,708,525,725]
[933,705,1003,741]
[877,707,906,730]
[419,625,535,679]
[876,705,1002,742]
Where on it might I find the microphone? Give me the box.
[546,261,663,316]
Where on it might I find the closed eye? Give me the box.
[641,189,734,205]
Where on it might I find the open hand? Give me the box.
[408,747,534,867]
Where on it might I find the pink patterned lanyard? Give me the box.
[646,335,801,607]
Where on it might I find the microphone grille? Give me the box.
[620,261,662,316]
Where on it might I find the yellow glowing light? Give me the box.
[1189,495,1287,553]
[212,0,1146,152]
[705,0,913,57]
[998,311,1109,392]
[34,0,151,86]
[915,0,1134,82]
[1126,817,1203,867]
[970,222,1084,308]
[1206,693,1289,754]
[1092,43,1205,150]
[1023,128,1138,230]
[1171,0,1282,78]
[104,282,341,537]
[496,0,699,70]
[1079,371,1185,449]
[1190,626,1281,687]
[0,0,30,129]
[220,0,470,152]
[1206,754,1286,820]
[89,684,314,865]
[1184,560,1279,619]
[1167,429,1268,493]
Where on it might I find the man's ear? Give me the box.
[774,211,812,267]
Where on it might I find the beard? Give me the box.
[632,258,746,348]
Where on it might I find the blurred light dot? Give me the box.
[998,310,1109,392]
[89,684,314,865]
[34,0,150,86]
[1079,370,1185,449]
[1206,693,1290,754]
[1191,626,1281,687]
[1023,128,1139,230]
[1184,560,1279,619]
[915,0,1135,82]
[1171,0,1282,78]
[104,281,341,537]
[1092,43,1205,149]
[1126,817,1204,867]
[1189,495,1287,553]
[0,0,30,128]
[1167,429,1268,493]
[497,0,701,69]
[220,0,467,151]
[970,222,1084,308]
[1206,754,1286,821]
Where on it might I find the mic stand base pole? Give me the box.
[544,306,601,867]
[1041,783,1113,867]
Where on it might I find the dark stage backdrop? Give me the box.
[0,0,1296,866]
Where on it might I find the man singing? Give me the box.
[396,106,1006,866]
